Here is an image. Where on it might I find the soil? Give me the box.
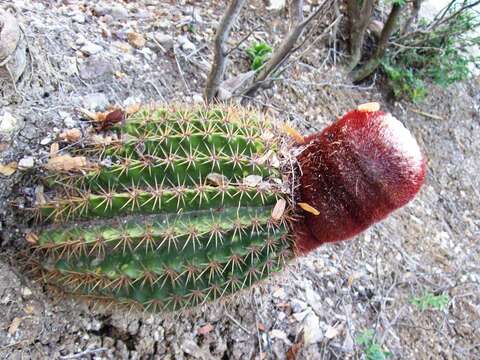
[0,1,479,359]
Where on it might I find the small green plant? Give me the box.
[246,42,272,71]
[356,330,391,360]
[411,292,449,311]
[382,3,480,102]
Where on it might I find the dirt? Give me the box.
[0,1,479,359]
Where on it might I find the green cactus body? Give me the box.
[35,105,295,311]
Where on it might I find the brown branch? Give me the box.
[346,0,376,71]
[243,0,331,98]
[401,0,424,35]
[204,0,247,103]
[351,3,404,82]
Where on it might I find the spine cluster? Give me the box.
[34,106,294,311]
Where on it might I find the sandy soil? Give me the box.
[0,1,479,359]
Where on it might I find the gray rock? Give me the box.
[192,93,204,104]
[178,35,196,52]
[153,33,174,50]
[78,55,116,80]
[80,42,103,56]
[71,13,86,24]
[110,5,129,20]
[302,312,323,345]
[0,111,21,139]
[290,299,308,313]
[82,93,109,110]
[18,156,34,169]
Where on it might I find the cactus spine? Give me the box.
[34,105,295,311]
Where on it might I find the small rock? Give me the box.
[0,111,20,138]
[292,309,310,322]
[302,312,323,345]
[181,339,201,358]
[78,55,116,80]
[269,329,292,346]
[290,299,308,313]
[63,117,76,128]
[40,136,51,145]
[127,32,146,49]
[192,93,204,104]
[153,33,174,50]
[21,287,32,297]
[18,156,34,170]
[178,35,196,52]
[82,93,108,110]
[80,42,103,56]
[71,13,86,23]
[110,5,129,20]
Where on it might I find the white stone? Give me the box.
[80,42,103,56]
[0,111,19,134]
[18,156,34,169]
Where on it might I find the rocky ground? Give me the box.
[0,0,479,359]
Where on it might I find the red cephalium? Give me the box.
[294,109,426,253]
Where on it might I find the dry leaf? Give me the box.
[298,202,320,216]
[25,232,38,244]
[281,123,305,144]
[257,322,266,332]
[287,339,304,360]
[45,155,90,172]
[59,128,81,142]
[8,317,23,335]
[77,108,98,120]
[50,142,60,157]
[88,134,113,146]
[206,173,228,187]
[357,102,380,112]
[35,185,46,205]
[271,199,286,220]
[243,175,263,187]
[197,323,214,335]
[324,323,344,339]
[127,32,146,49]
[0,162,17,176]
[24,305,34,315]
[126,103,141,114]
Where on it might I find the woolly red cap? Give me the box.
[293,109,426,253]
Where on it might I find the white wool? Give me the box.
[381,114,423,170]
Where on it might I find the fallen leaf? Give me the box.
[59,128,81,142]
[50,142,60,157]
[127,32,146,48]
[281,123,304,144]
[271,199,286,220]
[24,305,35,315]
[287,339,304,360]
[244,175,263,187]
[197,323,214,335]
[325,323,344,339]
[25,232,38,244]
[257,322,266,332]
[8,317,23,335]
[35,185,46,205]
[125,103,141,115]
[88,134,114,146]
[357,102,380,112]
[298,202,320,216]
[0,161,17,176]
[206,173,228,187]
[45,155,91,172]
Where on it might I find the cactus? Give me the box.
[31,104,426,311]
